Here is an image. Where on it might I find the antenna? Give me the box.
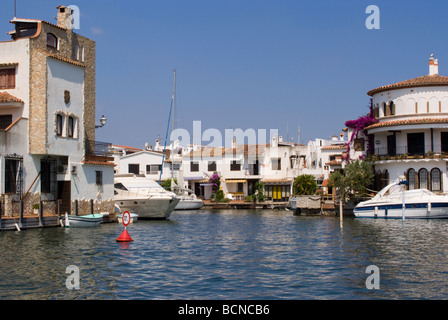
[14,0,17,18]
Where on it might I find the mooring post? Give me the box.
[19,200,24,229]
[75,200,78,216]
[38,200,43,228]
[57,200,61,220]
[90,199,94,215]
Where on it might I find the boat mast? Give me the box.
[159,70,176,184]
[171,69,176,182]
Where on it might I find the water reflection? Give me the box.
[1,211,448,299]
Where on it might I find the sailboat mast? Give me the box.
[171,69,176,182]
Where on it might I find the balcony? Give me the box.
[84,140,114,164]
[372,144,448,161]
[85,140,112,156]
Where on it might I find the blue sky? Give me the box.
[1,0,448,148]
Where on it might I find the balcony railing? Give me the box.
[85,140,112,157]
[373,144,448,159]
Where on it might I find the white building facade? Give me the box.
[365,54,448,192]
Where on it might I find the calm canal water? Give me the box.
[1,209,448,300]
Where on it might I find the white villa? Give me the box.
[0,6,115,217]
[365,54,448,192]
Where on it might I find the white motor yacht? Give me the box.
[171,186,203,210]
[114,174,179,219]
[354,179,448,219]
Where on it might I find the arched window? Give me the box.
[407,168,417,190]
[389,101,395,115]
[431,168,442,191]
[47,33,58,48]
[419,169,429,190]
[56,114,63,136]
[374,104,380,118]
[68,116,74,138]
[382,102,387,116]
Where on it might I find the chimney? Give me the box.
[231,136,237,149]
[57,5,73,29]
[429,54,439,76]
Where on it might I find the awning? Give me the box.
[225,179,247,183]
[184,176,204,181]
[263,179,292,185]
[200,183,215,187]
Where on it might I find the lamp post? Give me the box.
[95,115,107,129]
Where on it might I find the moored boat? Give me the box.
[63,213,103,228]
[354,179,448,219]
[114,174,179,219]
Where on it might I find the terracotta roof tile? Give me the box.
[366,117,448,130]
[0,91,24,103]
[368,74,448,96]
[321,145,346,150]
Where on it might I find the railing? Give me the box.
[374,145,448,157]
[85,140,112,156]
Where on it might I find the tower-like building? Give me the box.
[0,6,114,217]
[366,54,448,192]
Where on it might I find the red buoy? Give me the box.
[116,228,133,242]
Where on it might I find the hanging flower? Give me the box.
[343,99,378,162]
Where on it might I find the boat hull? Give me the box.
[65,214,103,227]
[354,202,448,219]
[175,199,203,210]
[115,197,179,219]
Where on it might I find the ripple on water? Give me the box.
[1,211,448,299]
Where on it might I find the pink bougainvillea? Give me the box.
[343,99,378,162]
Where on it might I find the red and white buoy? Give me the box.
[116,211,133,242]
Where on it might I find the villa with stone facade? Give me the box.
[0,6,114,218]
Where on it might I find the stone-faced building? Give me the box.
[0,6,114,216]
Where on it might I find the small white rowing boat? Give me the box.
[63,213,103,228]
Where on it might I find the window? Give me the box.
[96,171,103,186]
[389,101,395,115]
[208,161,217,172]
[0,115,12,130]
[354,138,365,152]
[382,102,387,116]
[147,164,162,174]
[407,132,425,155]
[41,159,56,194]
[431,168,442,191]
[128,164,139,174]
[374,104,380,118]
[230,160,241,171]
[68,116,74,138]
[407,169,417,190]
[5,158,22,195]
[271,158,281,170]
[237,182,244,192]
[0,68,15,89]
[47,33,58,48]
[190,162,199,172]
[418,169,429,190]
[56,114,63,136]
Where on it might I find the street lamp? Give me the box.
[95,115,107,128]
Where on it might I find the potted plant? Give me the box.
[33,203,39,215]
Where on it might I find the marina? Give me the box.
[2,2,448,302]
[1,209,448,300]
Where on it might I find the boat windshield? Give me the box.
[115,179,167,192]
